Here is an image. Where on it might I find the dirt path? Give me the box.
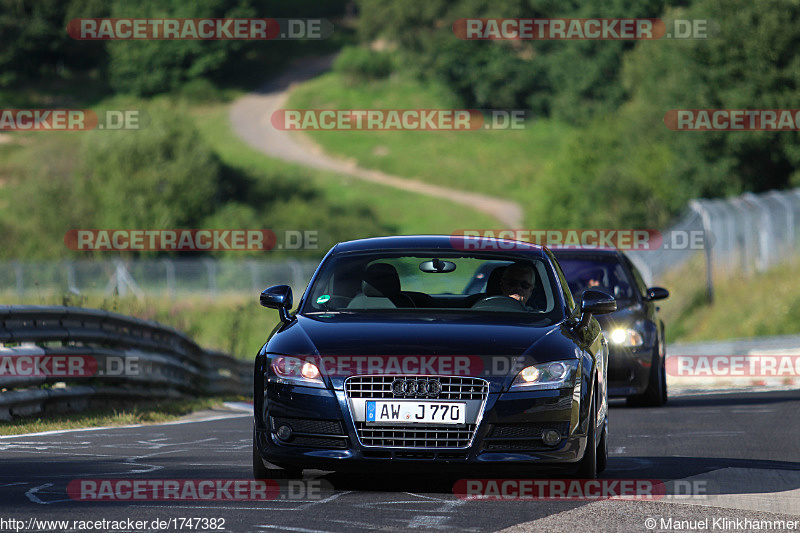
[229,55,524,228]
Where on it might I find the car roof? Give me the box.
[333,235,545,256]
[549,247,625,258]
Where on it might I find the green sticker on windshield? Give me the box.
[316,294,331,304]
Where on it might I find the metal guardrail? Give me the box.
[628,188,800,298]
[0,305,251,421]
[0,258,320,299]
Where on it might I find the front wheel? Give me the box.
[596,416,608,474]
[627,348,666,407]
[576,393,598,479]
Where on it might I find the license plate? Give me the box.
[365,401,466,424]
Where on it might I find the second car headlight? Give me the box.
[510,360,579,391]
[608,328,644,347]
[269,355,325,388]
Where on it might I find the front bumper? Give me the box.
[607,344,654,397]
[255,378,589,473]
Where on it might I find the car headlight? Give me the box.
[268,355,325,388]
[608,328,644,347]
[510,360,579,391]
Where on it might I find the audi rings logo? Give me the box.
[392,378,443,397]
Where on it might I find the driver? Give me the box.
[499,262,535,304]
[579,268,605,291]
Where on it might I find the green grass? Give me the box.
[189,102,500,234]
[658,257,800,343]
[0,397,236,436]
[287,72,575,227]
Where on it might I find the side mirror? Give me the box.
[645,287,669,301]
[578,289,616,329]
[260,285,293,323]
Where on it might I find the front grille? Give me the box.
[347,375,488,449]
[271,417,344,436]
[290,436,348,449]
[346,375,488,400]
[490,422,570,439]
[356,422,476,448]
[484,439,550,451]
[270,416,347,449]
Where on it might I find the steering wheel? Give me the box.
[470,295,528,311]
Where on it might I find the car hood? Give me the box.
[594,302,644,329]
[265,313,583,389]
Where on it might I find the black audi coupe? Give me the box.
[550,248,669,407]
[253,235,615,479]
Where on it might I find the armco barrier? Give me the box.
[0,305,251,421]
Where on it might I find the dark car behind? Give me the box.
[550,248,669,406]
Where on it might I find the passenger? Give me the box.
[580,268,605,290]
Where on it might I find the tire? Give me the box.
[576,392,597,479]
[597,416,608,474]
[253,433,303,480]
[627,348,665,407]
[253,437,270,479]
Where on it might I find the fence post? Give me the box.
[743,193,775,272]
[769,190,795,264]
[249,260,260,293]
[14,261,24,298]
[288,260,303,296]
[163,259,176,299]
[66,260,77,292]
[204,259,217,294]
[720,202,738,276]
[730,198,753,276]
[690,200,714,303]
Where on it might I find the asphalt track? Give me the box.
[1,389,798,532]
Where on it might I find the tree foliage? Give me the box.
[355,0,800,226]
[355,0,682,118]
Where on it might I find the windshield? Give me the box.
[301,251,564,323]
[554,255,637,304]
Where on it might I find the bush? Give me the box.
[76,101,221,229]
[333,46,394,80]
[106,0,256,96]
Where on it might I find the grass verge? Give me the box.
[287,72,575,227]
[658,256,800,343]
[0,396,244,436]
[190,101,501,233]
